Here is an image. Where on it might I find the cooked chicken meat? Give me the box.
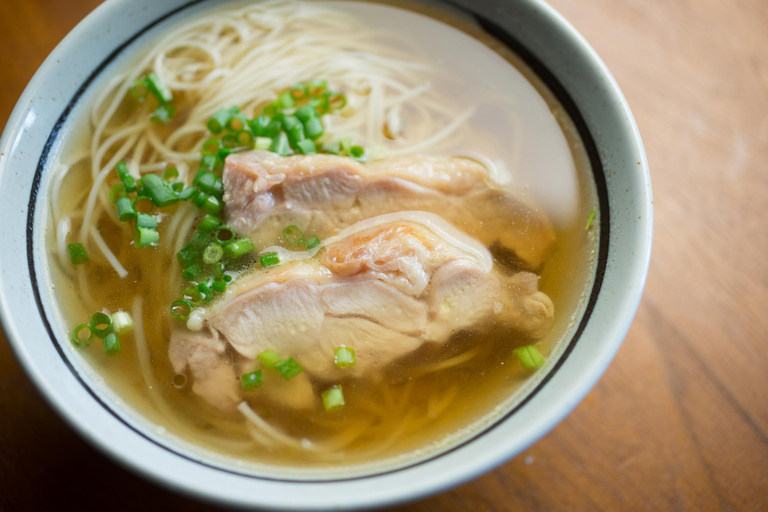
[170,213,554,411]
[223,151,555,268]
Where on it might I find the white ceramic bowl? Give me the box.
[0,0,652,509]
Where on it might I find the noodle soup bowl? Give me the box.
[0,0,651,509]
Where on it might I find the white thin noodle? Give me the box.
[50,0,514,459]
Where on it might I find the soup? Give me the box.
[46,0,597,475]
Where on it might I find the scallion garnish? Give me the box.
[254,137,272,151]
[305,235,321,250]
[513,345,545,370]
[258,349,282,368]
[90,312,112,337]
[282,225,304,246]
[102,332,121,356]
[203,243,224,264]
[259,251,280,267]
[270,132,290,156]
[224,239,255,260]
[303,116,324,140]
[146,72,173,104]
[296,139,317,155]
[111,311,134,335]
[585,210,596,231]
[170,300,192,319]
[334,346,356,369]
[241,370,264,391]
[67,243,89,265]
[321,385,345,412]
[115,161,137,193]
[274,357,303,380]
[133,196,155,214]
[139,174,179,207]
[307,79,327,97]
[198,215,222,233]
[215,226,234,244]
[71,323,92,347]
[109,183,125,203]
[136,213,159,230]
[115,197,136,222]
[207,108,233,134]
[162,166,179,182]
[150,103,176,124]
[135,227,160,247]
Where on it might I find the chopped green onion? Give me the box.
[236,129,254,146]
[135,227,160,247]
[207,108,233,134]
[334,346,356,368]
[294,105,316,123]
[290,83,308,100]
[216,226,235,243]
[277,91,295,109]
[258,349,282,367]
[146,72,173,104]
[274,357,303,379]
[339,137,353,154]
[199,154,217,172]
[307,79,327,97]
[281,115,301,132]
[189,229,213,248]
[260,252,280,267]
[197,281,213,302]
[172,182,184,193]
[170,300,192,319]
[224,239,255,259]
[109,183,125,203]
[226,113,248,132]
[136,213,159,229]
[115,161,137,193]
[223,274,232,283]
[264,118,282,138]
[102,332,120,356]
[133,196,154,214]
[282,225,304,245]
[71,324,92,346]
[162,166,179,182]
[295,139,316,155]
[177,243,201,268]
[182,264,202,281]
[111,311,134,335]
[192,191,209,208]
[116,197,136,222]
[320,141,340,154]
[326,91,346,110]
[182,286,203,304]
[321,385,345,412]
[254,137,272,151]
[202,138,221,155]
[585,210,596,231]
[203,243,224,264]
[513,345,545,370]
[201,194,223,215]
[139,174,179,207]
[221,133,237,149]
[303,116,324,140]
[211,279,227,293]
[248,115,271,137]
[349,146,365,160]
[198,214,222,233]
[130,78,149,101]
[309,97,329,115]
[305,235,321,250]
[286,123,305,145]
[270,132,290,156]
[67,243,89,265]
[262,103,279,117]
[241,370,264,390]
[193,170,224,197]
[150,103,175,124]
[179,186,198,201]
[90,312,112,337]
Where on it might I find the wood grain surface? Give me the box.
[1,0,767,510]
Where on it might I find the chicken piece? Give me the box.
[169,331,240,412]
[223,151,555,268]
[170,213,556,412]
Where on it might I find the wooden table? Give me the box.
[2,0,766,510]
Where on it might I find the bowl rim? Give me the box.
[0,0,652,508]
